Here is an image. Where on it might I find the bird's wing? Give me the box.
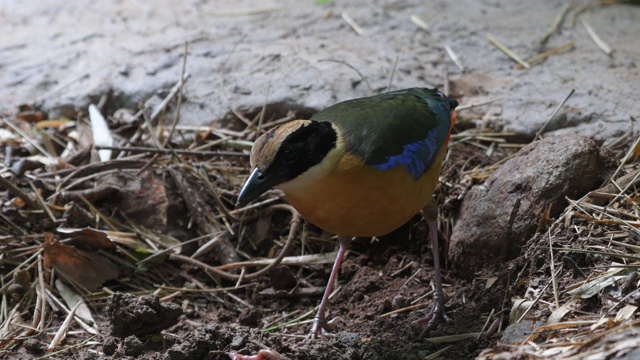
[311,88,456,179]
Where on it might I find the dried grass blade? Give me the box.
[486,34,530,69]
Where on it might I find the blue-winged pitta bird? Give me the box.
[237,87,458,344]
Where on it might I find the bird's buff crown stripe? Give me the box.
[372,127,438,179]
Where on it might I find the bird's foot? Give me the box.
[228,349,281,360]
[411,293,450,337]
[296,315,344,347]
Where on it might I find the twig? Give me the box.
[142,106,164,149]
[379,302,430,318]
[443,63,450,97]
[37,254,47,331]
[95,145,248,157]
[3,119,54,159]
[164,41,189,146]
[486,34,530,69]
[219,36,252,127]
[169,166,239,264]
[47,299,83,352]
[534,3,572,49]
[27,178,56,221]
[518,41,575,69]
[581,18,612,56]
[262,285,343,332]
[211,7,281,17]
[444,44,465,72]
[534,89,575,140]
[150,72,192,124]
[255,83,271,136]
[456,98,503,111]
[171,207,301,281]
[318,59,373,93]
[33,72,91,102]
[119,73,191,158]
[385,55,399,93]
[477,308,496,340]
[0,175,40,209]
[548,229,560,309]
[515,269,557,323]
[341,12,365,36]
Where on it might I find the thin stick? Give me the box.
[548,229,560,309]
[517,41,574,69]
[379,302,430,318]
[164,41,189,146]
[96,145,248,157]
[534,89,575,140]
[219,36,252,126]
[385,55,399,93]
[444,45,465,72]
[443,63,450,96]
[255,83,271,136]
[0,176,40,209]
[27,179,56,221]
[581,18,612,56]
[37,255,47,331]
[142,105,164,149]
[3,119,54,159]
[534,4,572,49]
[341,12,365,36]
[118,73,190,158]
[171,207,301,281]
[318,59,373,93]
[477,308,495,340]
[33,72,91,102]
[47,299,83,352]
[456,98,503,111]
[486,34,530,69]
[515,272,554,323]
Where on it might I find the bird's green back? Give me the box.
[310,88,456,178]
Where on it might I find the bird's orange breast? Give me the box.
[282,147,447,237]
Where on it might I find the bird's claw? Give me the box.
[228,349,281,360]
[296,315,344,347]
[411,293,450,337]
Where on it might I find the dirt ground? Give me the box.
[1,1,640,360]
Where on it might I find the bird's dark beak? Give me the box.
[236,168,273,207]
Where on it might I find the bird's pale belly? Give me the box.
[283,149,446,237]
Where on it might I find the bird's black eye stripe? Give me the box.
[265,121,336,184]
[282,146,299,163]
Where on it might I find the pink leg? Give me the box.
[413,201,450,336]
[297,235,352,346]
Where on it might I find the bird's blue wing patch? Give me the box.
[371,127,439,179]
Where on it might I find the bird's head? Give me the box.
[236,120,341,207]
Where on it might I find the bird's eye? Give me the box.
[282,146,298,164]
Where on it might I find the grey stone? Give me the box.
[449,135,610,280]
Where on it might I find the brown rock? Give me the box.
[449,135,609,280]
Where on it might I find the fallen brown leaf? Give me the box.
[43,233,119,291]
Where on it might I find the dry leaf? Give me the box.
[43,233,119,291]
[56,227,117,250]
[55,279,96,326]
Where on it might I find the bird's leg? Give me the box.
[297,235,352,346]
[413,199,450,337]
